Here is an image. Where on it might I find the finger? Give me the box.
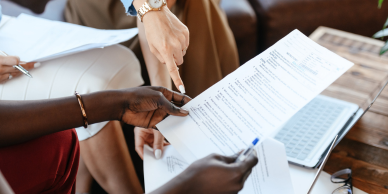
[238,150,259,174]
[0,65,20,74]
[173,42,184,66]
[0,73,10,83]
[218,154,239,164]
[10,72,22,78]
[0,56,19,66]
[152,87,191,105]
[153,130,165,159]
[150,46,165,64]
[163,53,185,93]
[135,127,154,160]
[20,62,36,70]
[176,33,186,57]
[182,26,189,50]
[158,94,189,116]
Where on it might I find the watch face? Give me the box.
[148,0,163,8]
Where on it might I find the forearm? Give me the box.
[0,90,122,147]
[149,175,187,194]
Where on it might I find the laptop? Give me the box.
[274,80,388,168]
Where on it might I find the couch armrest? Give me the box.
[221,0,258,64]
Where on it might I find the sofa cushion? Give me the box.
[249,0,388,51]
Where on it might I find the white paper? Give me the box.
[144,138,294,194]
[144,145,189,193]
[239,138,294,194]
[0,14,138,62]
[157,29,354,164]
[0,15,12,28]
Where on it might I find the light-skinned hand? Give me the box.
[134,127,169,159]
[0,55,37,83]
[133,0,189,93]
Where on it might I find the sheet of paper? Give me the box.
[144,138,294,194]
[157,29,354,163]
[0,14,138,62]
[0,15,12,28]
[289,164,367,194]
[144,145,189,193]
[239,138,294,194]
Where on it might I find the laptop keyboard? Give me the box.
[275,98,346,161]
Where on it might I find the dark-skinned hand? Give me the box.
[151,152,259,194]
[119,86,191,128]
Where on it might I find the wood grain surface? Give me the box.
[309,27,388,193]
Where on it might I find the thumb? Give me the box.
[153,130,165,160]
[158,95,189,116]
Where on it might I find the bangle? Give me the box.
[75,91,88,128]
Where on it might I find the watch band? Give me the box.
[137,0,167,22]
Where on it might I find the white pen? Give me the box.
[235,137,259,162]
[0,50,33,78]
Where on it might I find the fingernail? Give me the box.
[34,62,41,68]
[155,149,162,159]
[252,150,257,156]
[180,108,189,114]
[179,85,185,94]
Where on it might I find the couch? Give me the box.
[248,0,388,52]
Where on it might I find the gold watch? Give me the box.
[137,0,167,22]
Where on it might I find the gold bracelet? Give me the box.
[75,91,88,128]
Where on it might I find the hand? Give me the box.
[134,127,169,159]
[0,55,36,83]
[151,152,259,194]
[119,86,191,128]
[133,0,189,93]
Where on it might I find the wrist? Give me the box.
[133,0,146,10]
[82,90,125,124]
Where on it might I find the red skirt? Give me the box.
[0,129,80,194]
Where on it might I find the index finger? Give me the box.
[151,87,191,105]
[163,53,185,93]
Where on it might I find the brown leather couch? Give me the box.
[221,0,388,63]
[248,0,388,52]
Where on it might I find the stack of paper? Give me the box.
[143,29,358,193]
[156,29,353,164]
[0,14,138,62]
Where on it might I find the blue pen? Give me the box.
[235,138,259,162]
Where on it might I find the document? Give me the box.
[144,138,294,194]
[0,14,138,62]
[157,29,354,164]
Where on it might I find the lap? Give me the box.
[0,129,79,194]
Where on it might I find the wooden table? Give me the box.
[309,27,388,193]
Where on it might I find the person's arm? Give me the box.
[150,152,259,194]
[129,0,189,93]
[0,87,190,147]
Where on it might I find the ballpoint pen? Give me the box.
[0,50,33,78]
[235,137,259,162]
